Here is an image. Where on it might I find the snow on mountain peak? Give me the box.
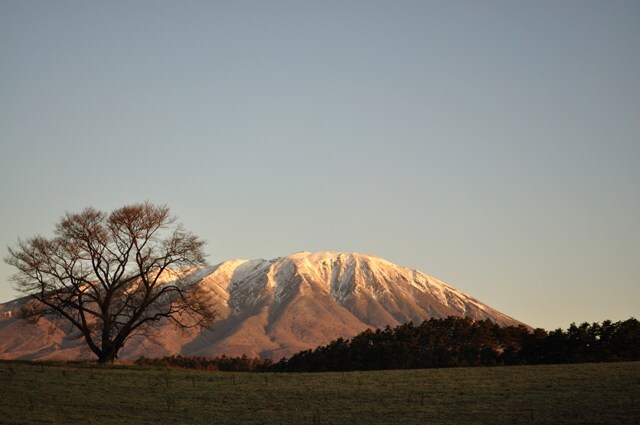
[194,252,518,325]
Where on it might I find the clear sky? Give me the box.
[1,1,638,330]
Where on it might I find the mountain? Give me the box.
[0,251,526,361]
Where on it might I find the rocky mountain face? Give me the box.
[0,252,526,361]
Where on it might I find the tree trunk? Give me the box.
[97,344,119,365]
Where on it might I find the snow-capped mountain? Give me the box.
[0,252,526,361]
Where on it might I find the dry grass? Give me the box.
[0,361,638,424]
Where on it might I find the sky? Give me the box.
[1,1,638,331]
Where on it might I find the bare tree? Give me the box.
[5,202,216,364]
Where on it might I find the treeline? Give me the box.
[135,354,272,372]
[134,317,640,373]
[271,317,640,372]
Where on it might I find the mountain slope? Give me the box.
[0,252,526,361]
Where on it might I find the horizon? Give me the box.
[1,1,638,331]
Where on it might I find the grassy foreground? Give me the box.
[0,361,638,424]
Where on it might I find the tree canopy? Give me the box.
[5,202,216,363]
[271,317,640,372]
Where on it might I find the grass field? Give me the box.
[0,361,638,424]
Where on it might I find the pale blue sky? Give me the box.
[1,1,638,330]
